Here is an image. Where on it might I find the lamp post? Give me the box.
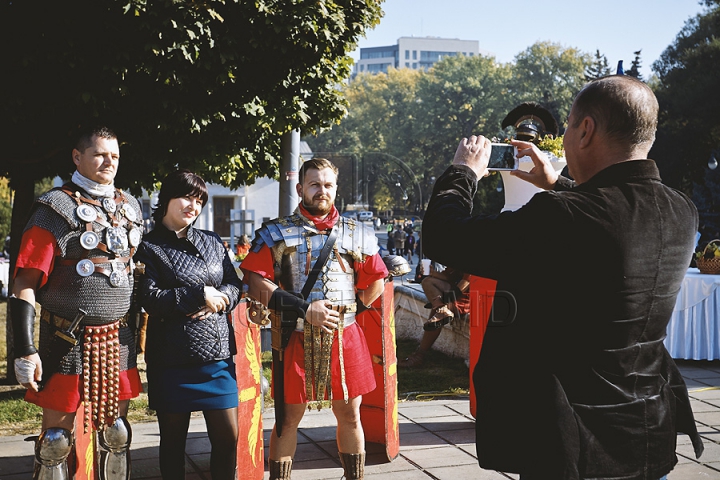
[365,152,423,212]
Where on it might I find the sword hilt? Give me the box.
[54,309,87,345]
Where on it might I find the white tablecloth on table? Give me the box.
[0,261,9,287]
[665,268,720,360]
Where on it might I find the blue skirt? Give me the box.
[147,359,238,413]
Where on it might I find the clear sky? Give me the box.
[351,0,708,78]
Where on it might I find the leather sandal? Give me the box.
[423,306,454,331]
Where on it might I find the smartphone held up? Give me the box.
[487,143,519,171]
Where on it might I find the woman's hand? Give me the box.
[203,286,230,313]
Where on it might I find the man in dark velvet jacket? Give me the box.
[423,75,703,479]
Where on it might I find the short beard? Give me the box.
[302,193,332,216]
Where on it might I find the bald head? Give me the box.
[570,75,658,152]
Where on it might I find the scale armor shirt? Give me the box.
[253,214,379,326]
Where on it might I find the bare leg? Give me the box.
[41,408,76,431]
[332,396,364,454]
[421,276,453,310]
[268,403,307,461]
[157,411,191,480]
[204,408,239,480]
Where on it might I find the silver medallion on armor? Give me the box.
[128,228,141,247]
[102,197,117,213]
[120,205,136,222]
[76,204,97,222]
[80,231,100,250]
[76,259,94,277]
[109,263,125,287]
[106,227,129,253]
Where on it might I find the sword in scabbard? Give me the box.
[270,313,287,437]
[38,309,87,390]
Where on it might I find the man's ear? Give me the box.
[295,182,302,197]
[72,149,81,166]
[578,116,596,149]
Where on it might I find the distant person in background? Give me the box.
[405,233,416,264]
[235,234,251,259]
[387,230,395,255]
[393,225,406,260]
[136,169,242,480]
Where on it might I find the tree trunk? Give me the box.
[5,172,36,383]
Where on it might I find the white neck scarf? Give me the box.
[71,171,115,198]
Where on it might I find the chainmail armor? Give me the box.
[38,315,137,375]
[29,187,143,325]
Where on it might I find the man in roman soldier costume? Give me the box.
[241,158,388,480]
[10,126,144,479]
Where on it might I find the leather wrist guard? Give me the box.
[9,297,38,357]
[269,289,310,328]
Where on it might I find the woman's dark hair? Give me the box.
[152,169,209,224]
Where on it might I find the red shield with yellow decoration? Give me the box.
[468,276,498,418]
[358,280,399,461]
[233,301,265,479]
[73,402,96,479]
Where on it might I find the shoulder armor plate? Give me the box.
[336,217,379,258]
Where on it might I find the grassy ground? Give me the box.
[0,302,469,436]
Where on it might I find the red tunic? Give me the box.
[15,226,142,413]
[241,206,388,403]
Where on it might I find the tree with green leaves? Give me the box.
[585,49,612,81]
[1,0,383,379]
[651,0,720,240]
[411,54,514,213]
[626,49,643,79]
[309,54,519,215]
[308,68,423,213]
[511,41,592,131]
[1,0,383,251]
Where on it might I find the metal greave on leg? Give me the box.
[33,428,73,480]
[97,416,132,480]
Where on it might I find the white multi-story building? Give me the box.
[354,36,491,75]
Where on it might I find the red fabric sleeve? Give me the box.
[14,226,58,288]
[354,253,388,290]
[240,244,275,282]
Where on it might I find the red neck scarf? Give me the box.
[298,204,339,231]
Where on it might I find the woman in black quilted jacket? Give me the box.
[136,169,243,480]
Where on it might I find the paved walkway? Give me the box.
[2,360,720,479]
